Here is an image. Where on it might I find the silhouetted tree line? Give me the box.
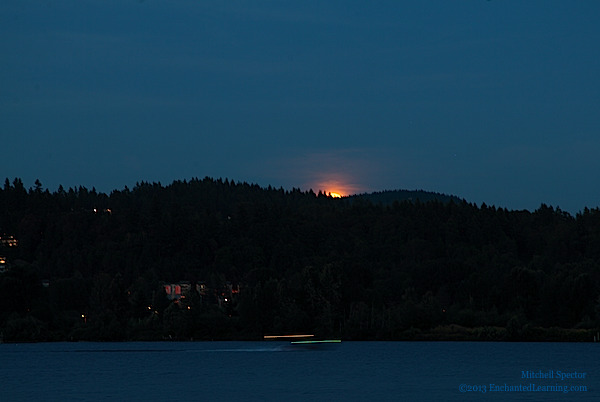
[1,177,599,342]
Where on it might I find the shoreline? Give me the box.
[2,325,599,343]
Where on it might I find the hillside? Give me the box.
[1,177,599,342]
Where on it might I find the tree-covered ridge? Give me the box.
[1,177,599,342]
[350,189,463,206]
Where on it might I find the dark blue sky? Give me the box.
[2,1,599,212]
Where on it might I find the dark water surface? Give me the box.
[0,341,597,401]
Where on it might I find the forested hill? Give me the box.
[1,177,600,342]
[350,189,463,206]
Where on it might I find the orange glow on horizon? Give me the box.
[307,175,363,198]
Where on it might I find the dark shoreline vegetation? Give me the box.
[1,177,600,343]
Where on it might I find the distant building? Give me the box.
[161,280,241,307]
[164,281,191,300]
[0,235,18,247]
[218,281,240,308]
[196,282,207,303]
[196,282,207,296]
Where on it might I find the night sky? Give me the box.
[2,1,599,213]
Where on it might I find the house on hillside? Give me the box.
[164,281,191,300]
[217,281,240,308]
[0,235,18,247]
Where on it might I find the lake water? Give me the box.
[0,341,597,401]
